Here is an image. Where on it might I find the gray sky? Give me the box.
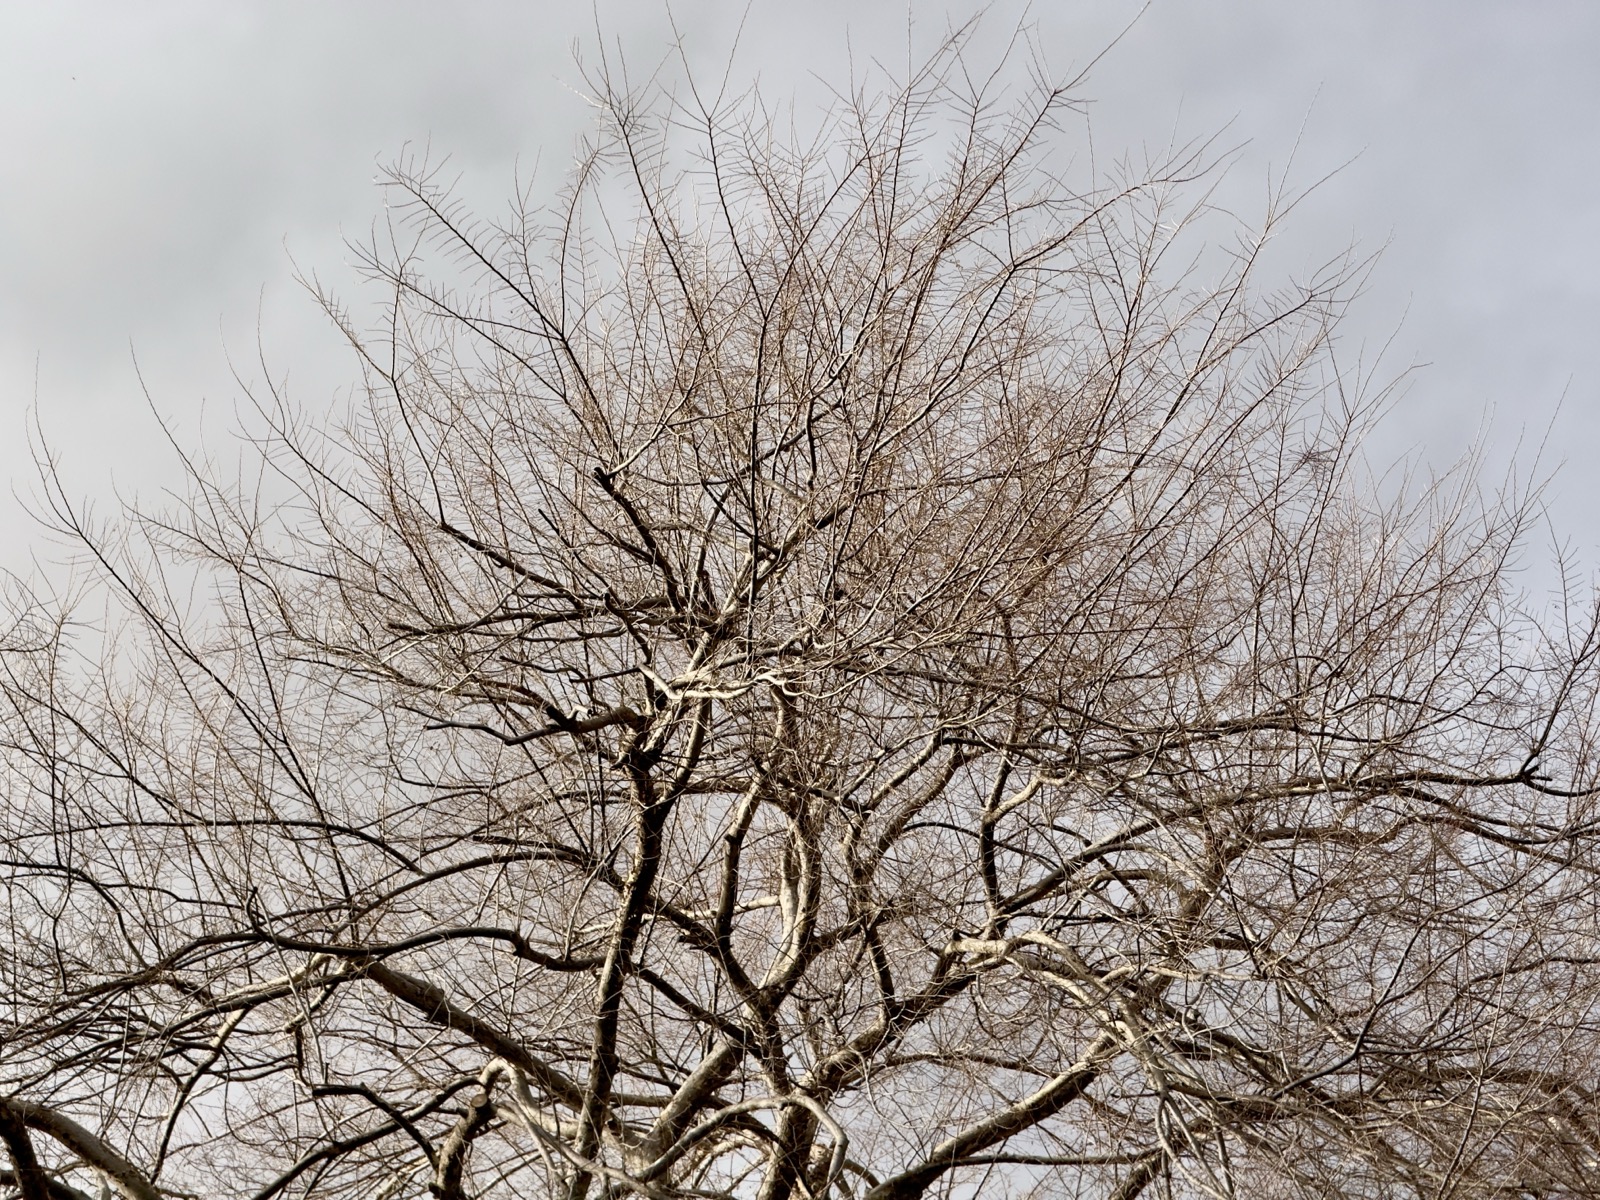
[3,1,1598,586]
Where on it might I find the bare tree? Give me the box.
[4,33,1600,1200]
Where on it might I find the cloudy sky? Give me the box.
[2,1,1597,586]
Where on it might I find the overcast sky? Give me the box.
[3,1,1598,587]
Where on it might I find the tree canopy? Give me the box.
[3,34,1600,1200]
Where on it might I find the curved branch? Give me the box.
[863,1033,1118,1200]
[0,1100,158,1200]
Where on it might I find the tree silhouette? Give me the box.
[4,31,1600,1200]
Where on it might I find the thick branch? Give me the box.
[365,963,587,1112]
[863,1033,1118,1200]
[0,1101,158,1200]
